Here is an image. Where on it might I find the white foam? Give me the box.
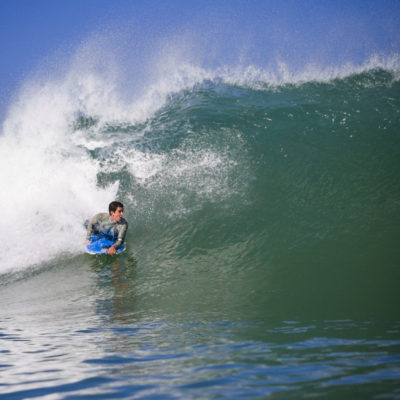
[0,76,118,274]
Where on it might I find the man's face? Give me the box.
[110,207,124,222]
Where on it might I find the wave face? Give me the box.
[1,60,399,282]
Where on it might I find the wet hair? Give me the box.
[109,201,124,214]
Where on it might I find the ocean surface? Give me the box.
[0,60,400,399]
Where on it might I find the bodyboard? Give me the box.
[85,236,125,255]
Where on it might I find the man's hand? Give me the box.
[84,240,90,245]
[107,246,117,255]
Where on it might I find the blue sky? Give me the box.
[1,0,400,116]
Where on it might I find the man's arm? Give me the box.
[112,221,128,250]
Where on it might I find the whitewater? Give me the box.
[0,36,400,398]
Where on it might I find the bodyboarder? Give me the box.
[85,201,128,255]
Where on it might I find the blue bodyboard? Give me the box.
[85,236,125,255]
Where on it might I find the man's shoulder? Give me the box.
[92,212,109,221]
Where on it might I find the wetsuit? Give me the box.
[85,213,128,250]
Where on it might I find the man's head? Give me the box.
[109,201,124,222]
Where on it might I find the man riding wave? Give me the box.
[85,201,128,255]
